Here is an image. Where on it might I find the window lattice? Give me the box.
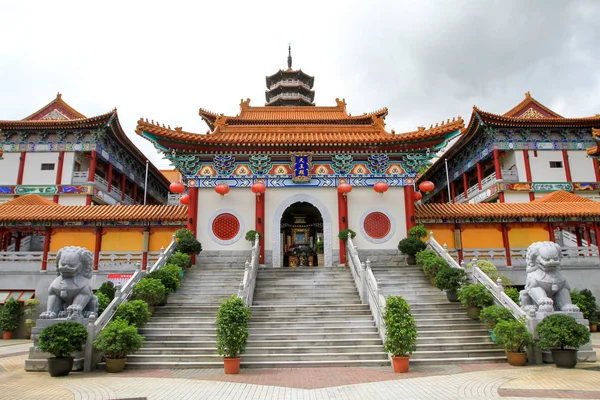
[212,213,240,240]
[363,212,391,239]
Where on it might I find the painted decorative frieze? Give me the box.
[249,154,272,175]
[332,154,353,174]
[367,153,389,174]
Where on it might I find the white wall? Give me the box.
[513,151,527,180]
[58,196,86,206]
[22,153,59,185]
[568,151,596,182]
[197,187,255,251]
[529,150,566,182]
[0,153,20,184]
[61,152,75,184]
[348,186,406,249]
[505,192,531,203]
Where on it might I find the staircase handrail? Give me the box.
[83,234,177,372]
[346,237,365,303]
[470,265,526,320]
[238,236,260,306]
[426,231,463,270]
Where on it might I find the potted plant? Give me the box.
[504,287,521,305]
[415,249,437,267]
[98,281,116,301]
[95,292,110,316]
[493,318,533,366]
[216,295,252,374]
[38,321,88,377]
[314,239,324,267]
[168,251,191,271]
[434,265,469,302]
[23,298,40,339]
[0,297,22,339]
[383,296,417,373]
[148,265,181,294]
[408,224,428,239]
[175,228,202,255]
[337,229,356,241]
[457,284,493,320]
[132,278,167,312]
[245,230,262,243]
[115,300,152,328]
[93,318,144,373]
[570,289,598,330]
[536,314,591,368]
[397,237,427,265]
[590,311,599,333]
[422,256,448,285]
[479,305,514,342]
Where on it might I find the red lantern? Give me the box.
[179,194,189,204]
[413,192,423,201]
[251,182,266,196]
[337,182,352,195]
[215,183,230,196]
[373,182,389,194]
[170,182,185,194]
[419,181,435,193]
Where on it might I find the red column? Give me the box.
[93,227,102,271]
[256,191,265,264]
[575,228,583,247]
[53,151,65,203]
[548,223,556,242]
[186,187,198,236]
[15,232,21,252]
[132,185,138,205]
[493,150,503,180]
[523,150,535,201]
[462,173,469,200]
[404,185,416,234]
[87,152,97,206]
[450,181,456,204]
[440,190,446,204]
[0,229,4,251]
[562,150,572,183]
[593,158,600,182]
[501,224,512,267]
[585,227,592,247]
[106,164,113,192]
[476,162,483,190]
[120,175,126,201]
[337,191,349,265]
[41,228,51,271]
[594,223,600,246]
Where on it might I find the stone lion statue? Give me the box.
[519,241,579,313]
[40,246,98,320]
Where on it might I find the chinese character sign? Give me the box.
[291,153,312,182]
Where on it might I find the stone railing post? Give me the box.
[84,314,97,372]
[360,261,367,305]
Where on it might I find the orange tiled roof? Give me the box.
[586,128,600,156]
[416,191,600,220]
[0,204,187,223]
[160,169,181,183]
[22,93,86,120]
[503,92,563,119]
[0,110,114,131]
[0,195,60,207]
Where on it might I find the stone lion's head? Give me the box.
[525,241,561,273]
[55,246,94,279]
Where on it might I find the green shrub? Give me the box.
[536,314,590,350]
[338,229,356,241]
[479,305,514,329]
[39,322,88,358]
[408,225,428,239]
[216,295,252,359]
[175,228,195,240]
[397,237,427,257]
[168,251,191,269]
[98,281,116,300]
[383,296,418,356]
[504,287,520,305]
[115,300,151,328]
[0,297,22,333]
[458,284,493,308]
[494,319,533,353]
[133,278,166,307]
[434,266,469,292]
[466,259,513,286]
[96,292,111,316]
[176,237,202,255]
[314,240,324,254]
[24,298,40,336]
[148,265,181,294]
[93,318,144,359]
[423,256,448,279]
[570,289,598,322]
[245,230,262,242]
[415,249,438,267]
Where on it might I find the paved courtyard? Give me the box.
[0,334,599,400]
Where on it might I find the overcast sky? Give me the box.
[1,0,599,169]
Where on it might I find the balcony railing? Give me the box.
[269,80,312,91]
[451,170,519,204]
[72,171,89,183]
[267,92,313,104]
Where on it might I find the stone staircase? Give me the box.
[125,265,245,369]
[371,265,506,364]
[243,267,388,368]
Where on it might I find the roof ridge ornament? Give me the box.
[288,43,292,69]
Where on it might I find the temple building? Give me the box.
[0,94,172,206]
[418,93,600,205]
[137,57,463,267]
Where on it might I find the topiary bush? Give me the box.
[434,265,469,292]
[494,318,533,353]
[408,225,428,239]
[176,237,202,255]
[175,228,195,240]
[422,256,448,279]
[0,297,22,333]
[458,284,493,308]
[39,322,88,358]
[93,318,144,359]
[216,295,252,359]
[98,281,116,301]
[245,230,262,242]
[398,237,427,257]
[415,249,438,267]
[479,305,514,329]
[467,259,513,286]
[536,314,590,350]
[168,251,191,269]
[338,229,357,241]
[383,296,418,356]
[96,292,111,316]
[133,278,166,307]
[504,287,520,305]
[115,300,151,328]
[148,265,181,294]
[570,289,598,322]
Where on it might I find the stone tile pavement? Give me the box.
[0,333,598,399]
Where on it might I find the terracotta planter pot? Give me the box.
[506,352,527,366]
[2,331,13,340]
[465,306,481,320]
[47,357,74,377]
[223,357,241,374]
[590,324,598,333]
[392,355,410,373]
[551,349,578,368]
[105,357,127,373]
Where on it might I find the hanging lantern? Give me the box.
[170,182,185,194]
[373,182,389,194]
[179,194,189,204]
[215,183,230,196]
[419,181,435,193]
[251,182,266,196]
[413,191,423,201]
[337,182,352,196]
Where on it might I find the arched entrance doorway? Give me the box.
[272,194,332,268]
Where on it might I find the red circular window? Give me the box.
[364,212,391,239]
[212,213,240,240]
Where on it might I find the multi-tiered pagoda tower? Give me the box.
[265,46,315,106]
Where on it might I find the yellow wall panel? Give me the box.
[462,226,503,248]
[102,230,143,252]
[149,228,177,251]
[50,230,95,252]
[508,226,549,248]
[425,226,455,248]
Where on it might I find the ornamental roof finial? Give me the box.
[287,43,292,69]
